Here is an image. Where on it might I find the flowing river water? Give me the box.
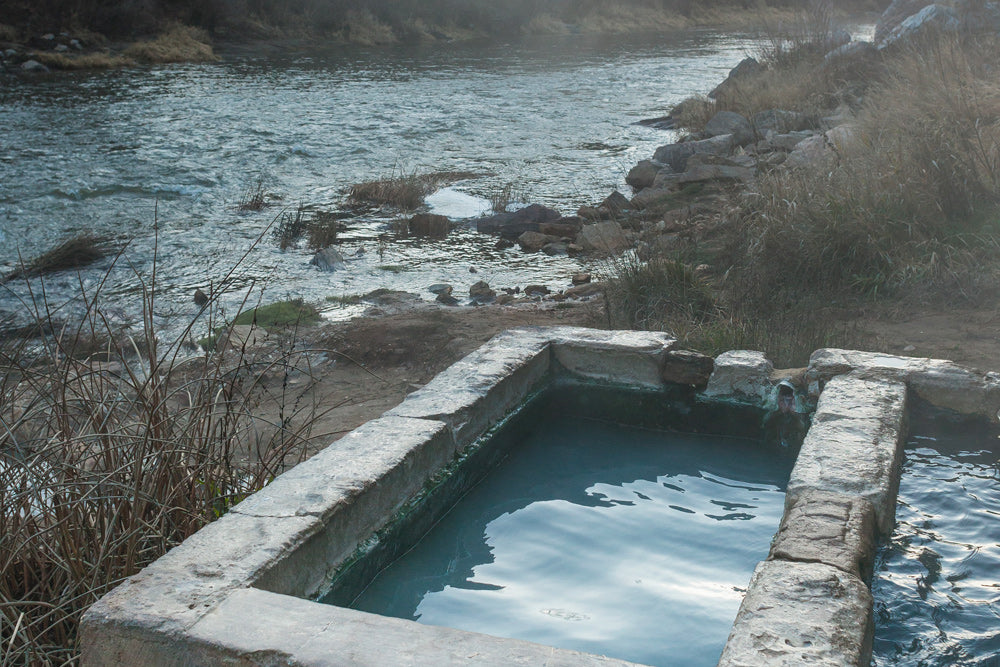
[0,26,868,340]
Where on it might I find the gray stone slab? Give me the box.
[807,348,1000,421]
[182,588,642,667]
[769,490,877,582]
[387,328,551,444]
[546,327,676,388]
[786,374,907,534]
[661,349,714,387]
[718,560,872,667]
[704,350,773,403]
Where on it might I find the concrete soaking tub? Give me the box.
[79,330,1000,667]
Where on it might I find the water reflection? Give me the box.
[348,417,790,667]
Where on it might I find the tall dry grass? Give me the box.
[124,25,218,64]
[0,244,326,664]
[728,33,1000,307]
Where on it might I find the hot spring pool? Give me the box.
[324,385,795,667]
[873,406,1000,667]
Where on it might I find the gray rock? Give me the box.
[70,39,82,50]
[704,350,774,403]
[766,130,813,151]
[309,247,346,271]
[571,273,591,285]
[708,56,762,99]
[516,231,558,253]
[427,283,452,295]
[408,213,450,237]
[676,162,754,186]
[625,160,660,190]
[704,110,753,146]
[824,40,876,63]
[875,0,928,45]
[435,292,459,306]
[880,3,961,49]
[783,133,835,170]
[474,203,562,238]
[599,190,631,214]
[54,43,69,52]
[541,242,568,256]
[469,280,496,304]
[577,221,628,254]
[652,134,734,172]
[20,59,50,73]
[523,284,550,296]
[630,186,676,210]
[718,560,873,667]
[751,109,814,135]
[4,49,18,58]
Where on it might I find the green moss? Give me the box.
[232,299,321,328]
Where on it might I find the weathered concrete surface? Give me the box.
[546,327,676,389]
[786,374,907,534]
[704,350,774,403]
[183,588,642,667]
[769,490,877,582]
[808,348,1000,421]
[387,328,551,444]
[718,560,873,667]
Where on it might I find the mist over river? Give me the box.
[0,27,866,339]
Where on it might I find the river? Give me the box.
[0,27,864,340]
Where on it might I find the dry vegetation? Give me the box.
[0,254,327,663]
[608,18,1000,366]
[348,170,478,211]
[124,25,217,63]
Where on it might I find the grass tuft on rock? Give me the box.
[232,298,321,329]
[2,234,108,284]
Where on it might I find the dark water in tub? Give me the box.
[349,416,791,667]
[873,413,1000,667]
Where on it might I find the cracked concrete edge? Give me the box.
[718,560,873,667]
[768,489,877,583]
[786,373,908,535]
[81,415,455,665]
[545,327,678,389]
[807,348,1000,421]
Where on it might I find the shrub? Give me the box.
[603,252,716,330]
[0,248,323,664]
[123,25,218,63]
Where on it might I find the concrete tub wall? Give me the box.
[80,334,1000,667]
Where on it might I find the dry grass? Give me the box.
[0,24,20,42]
[726,33,1000,308]
[124,25,218,64]
[2,235,109,285]
[237,175,270,212]
[28,51,134,70]
[339,10,396,45]
[0,249,325,664]
[349,170,478,211]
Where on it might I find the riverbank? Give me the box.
[0,1,882,71]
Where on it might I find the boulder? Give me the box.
[879,3,961,49]
[408,213,450,237]
[704,111,753,146]
[630,187,676,210]
[708,56,762,100]
[436,292,459,306]
[600,190,631,215]
[310,247,346,271]
[783,134,835,170]
[539,217,582,237]
[764,131,813,152]
[524,285,550,297]
[20,59,49,73]
[571,273,591,285]
[875,0,933,45]
[626,160,661,190]
[652,134,734,172]
[823,40,876,63]
[751,109,814,135]
[469,280,496,304]
[577,221,628,254]
[474,203,562,238]
[636,115,675,130]
[516,231,559,253]
[541,242,568,256]
[427,283,452,295]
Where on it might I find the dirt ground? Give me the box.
[261,296,999,459]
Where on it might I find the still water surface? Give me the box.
[348,417,790,666]
[873,413,1000,667]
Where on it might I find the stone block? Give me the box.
[548,327,676,389]
[786,374,907,534]
[718,560,873,667]
[661,349,714,387]
[704,350,773,403]
[769,490,877,582]
[387,328,551,445]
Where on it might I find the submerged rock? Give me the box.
[474,203,562,237]
[310,247,346,271]
[408,213,450,237]
[469,280,496,304]
[20,59,49,73]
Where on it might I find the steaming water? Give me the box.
[0,26,870,339]
[347,417,790,666]
[873,414,1000,667]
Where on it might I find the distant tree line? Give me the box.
[2,0,869,39]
